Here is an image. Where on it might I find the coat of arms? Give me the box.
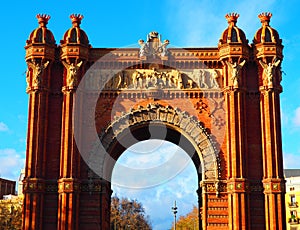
[138,31,169,58]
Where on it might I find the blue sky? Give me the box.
[0,0,300,229]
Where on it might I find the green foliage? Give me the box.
[110,195,152,230]
[0,197,23,230]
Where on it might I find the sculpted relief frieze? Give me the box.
[84,68,222,91]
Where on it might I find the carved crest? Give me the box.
[138,31,169,58]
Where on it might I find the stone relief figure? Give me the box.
[113,74,122,89]
[172,70,182,88]
[181,74,194,89]
[132,71,143,88]
[129,69,183,89]
[187,69,220,89]
[199,70,209,88]
[210,69,220,88]
[169,72,179,88]
[259,59,281,87]
[226,60,246,87]
[191,70,200,88]
[150,71,158,87]
[89,68,223,91]
[122,71,131,88]
[161,72,168,87]
[63,60,83,87]
[27,60,49,88]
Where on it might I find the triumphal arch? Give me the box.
[23,12,285,229]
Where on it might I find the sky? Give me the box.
[0,0,300,229]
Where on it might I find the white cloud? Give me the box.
[293,107,300,126]
[283,152,300,169]
[118,141,182,169]
[112,166,198,230]
[0,122,8,131]
[0,148,25,181]
[112,140,194,189]
[112,140,199,230]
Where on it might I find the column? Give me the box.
[224,61,249,230]
[23,60,50,230]
[57,75,81,230]
[260,84,286,230]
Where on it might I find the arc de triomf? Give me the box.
[23,12,285,230]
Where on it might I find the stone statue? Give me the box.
[27,60,49,88]
[259,59,281,87]
[226,60,246,87]
[159,39,169,56]
[138,39,149,57]
[63,60,83,87]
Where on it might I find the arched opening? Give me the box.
[96,104,219,229]
[111,139,199,229]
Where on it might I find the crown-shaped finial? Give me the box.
[36,14,50,27]
[258,12,272,26]
[225,13,240,25]
[70,14,84,27]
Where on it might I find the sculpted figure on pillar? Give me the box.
[26,60,49,88]
[226,60,246,88]
[62,60,83,88]
[259,59,281,87]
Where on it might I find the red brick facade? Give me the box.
[23,13,285,229]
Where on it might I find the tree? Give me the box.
[110,195,152,230]
[171,206,199,230]
[0,196,23,230]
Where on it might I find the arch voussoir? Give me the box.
[101,103,220,180]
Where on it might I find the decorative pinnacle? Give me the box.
[70,14,84,27]
[225,13,239,25]
[36,14,50,27]
[258,12,272,26]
